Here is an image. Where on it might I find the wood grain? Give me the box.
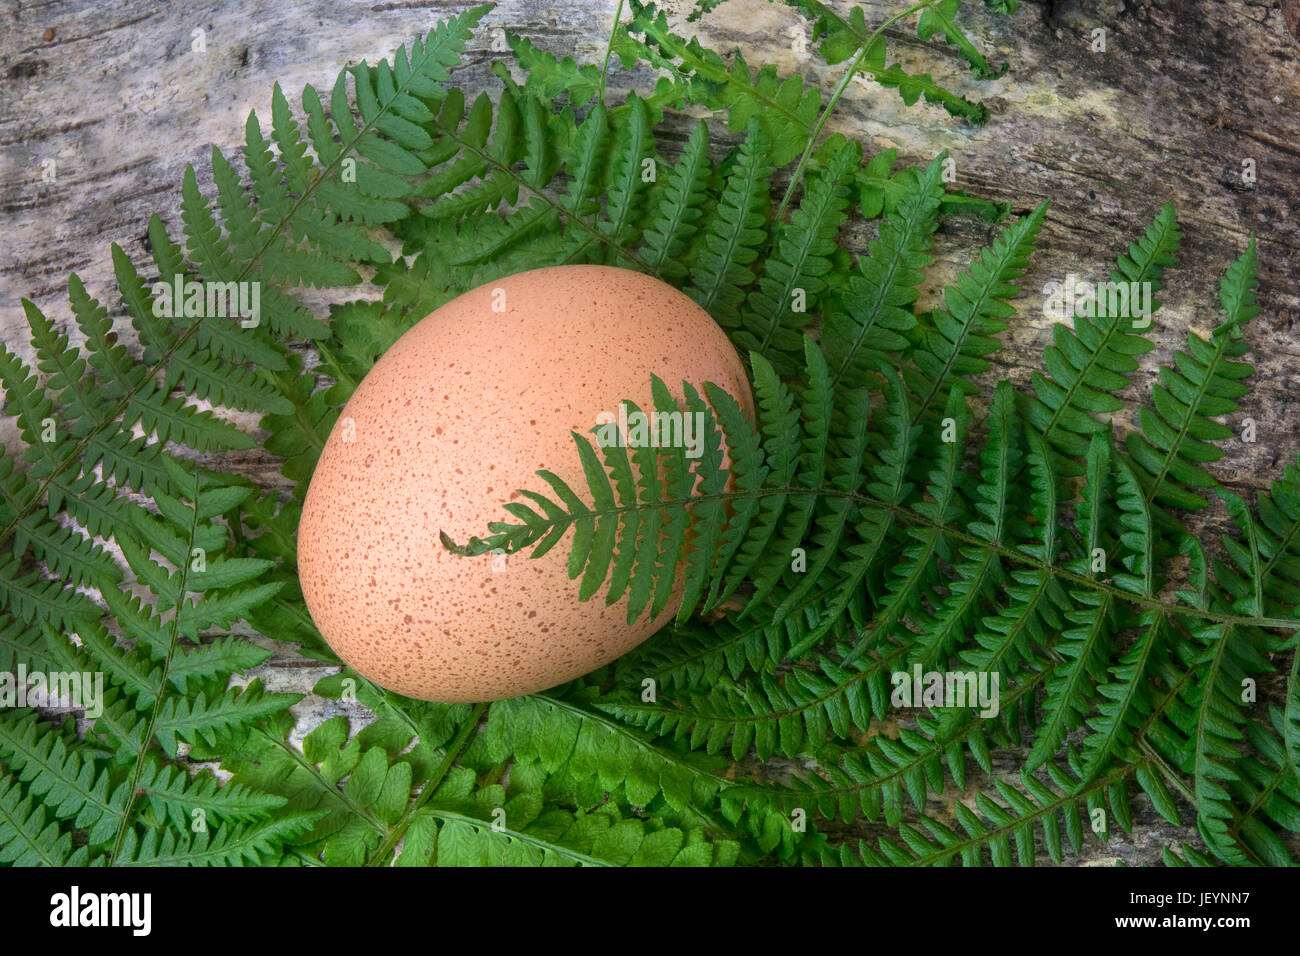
[1,0,1298,865]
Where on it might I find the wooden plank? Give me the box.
[2,0,1298,864]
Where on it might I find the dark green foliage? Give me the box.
[459,197,1297,865]
[3,1,1295,870]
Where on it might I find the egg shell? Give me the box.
[296,264,753,702]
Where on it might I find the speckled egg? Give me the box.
[296,264,752,702]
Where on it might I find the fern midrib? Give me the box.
[1261,510,1300,585]
[843,524,944,662]
[271,369,332,459]
[118,818,305,866]
[255,725,387,835]
[537,692,741,837]
[1034,594,1113,764]
[0,32,452,560]
[646,133,709,277]
[366,700,486,866]
[733,651,1053,809]
[0,495,108,586]
[0,618,55,670]
[30,318,106,439]
[425,108,656,272]
[0,719,122,830]
[692,146,767,313]
[751,209,832,358]
[635,12,815,148]
[1038,216,1176,449]
[1228,744,1294,846]
[479,482,1300,632]
[108,472,203,866]
[641,582,845,685]
[911,548,999,670]
[918,0,990,78]
[826,227,925,393]
[773,0,939,222]
[0,780,66,865]
[901,757,1147,866]
[624,628,911,729]
[910,280,1015,427]
[1285,648,1300,802]
[429,808,611,866]
[1137,613,1252,825]
[599,110,650,248]
[1141,334,1232,510]
[1081,611,1167,782]
[1190,620,1261,864]
[785,508,904,656]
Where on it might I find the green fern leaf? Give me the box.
[905,201,1047,422]
[642,120,712,281]
[685,120,771,328]
[823,154,945,395]
[1022,203,1182,472]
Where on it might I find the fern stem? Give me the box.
[425,107,656,271]
[366,700,487,866]
[259,724,389,832]
[470,483,1300,633]
[429,808,612,866]
[599,0,627,107]
[732,655,1055,812]
[912,757,1150,866]
[0,35,450,562]
[774,0,938,224]
[535,692,750,841]
[108,460,204,866]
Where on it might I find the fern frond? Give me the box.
[736,134,857,370]
[1126,237,1258,511]
[0,711,126,846]
[603,636,909,763]
[788,0,993,123]
[905,381,1020,670]
[598,93,657,256]
[822,755,1139,866]
[642,120,712,281]
[904,201,1047,422]
[685,120,772,329]
[406,772,738,866]
[916,0,1008,80]
[114,814,320,866]
[624,1,821,166]
[1027,436,1118,770]
[153,681,299,758]
[0,770,90,865]
[1078,459,1171,783]
[505,30,603,108]
[1178,489,1287,864]
[823,154,945,395]
[1021,202,1181,473]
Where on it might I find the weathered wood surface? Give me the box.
[1,0,1298,865]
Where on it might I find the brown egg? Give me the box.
[296,264,752,702]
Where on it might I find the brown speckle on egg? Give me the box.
[296,264,752,703]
